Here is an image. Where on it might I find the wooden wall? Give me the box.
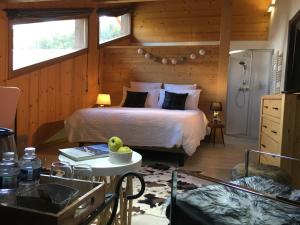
[133,0,271,43]
[0,10,100,149]
[132,0,221,42]
[101,45,219,114]
[0,0,273,149]
[102,0,272,117]
[231,0,271,40]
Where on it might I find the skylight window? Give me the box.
[99,13,131,44]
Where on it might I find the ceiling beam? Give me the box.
[93,0,163,3]
[1,0,163,4]
[1,0,164,9]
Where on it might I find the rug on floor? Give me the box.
[132,163,202,217]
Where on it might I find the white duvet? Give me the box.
[65,107,209,156]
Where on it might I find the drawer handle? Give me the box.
[262,125,267,128]
[271,130,278,134]
[261,144,266,148]
[264,106,269,109]
[272,107,279,110]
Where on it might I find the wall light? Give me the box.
[267,0,276,13]
[229,50,246,55]
[268,4,275,13]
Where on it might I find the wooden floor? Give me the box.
[185,142,253,180]
[36,135,256,181]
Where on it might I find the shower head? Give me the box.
[239,61,247,70]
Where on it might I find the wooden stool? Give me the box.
[208,122,225,146]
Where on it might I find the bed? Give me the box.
[64,107,209,156]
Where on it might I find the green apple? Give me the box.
[108,136,123,152]
[118,146,132,153]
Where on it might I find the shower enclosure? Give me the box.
[226,49,273,139]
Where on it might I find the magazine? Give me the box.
[59,144,109,161]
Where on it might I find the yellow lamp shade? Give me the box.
[96,94,111,106]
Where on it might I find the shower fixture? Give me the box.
[235,60,250,108]
[239,61,247,71]
[238,61,249,92]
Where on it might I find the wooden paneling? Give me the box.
[101,45,219,115]
[86,10,100,105]
[133,0,221,42]
[133,0,271,42]
[232,0,270,40]
[0,11,8,83]
[217,0,231,118]
[0,0,273,150]
[2,54,92,149]
[0,10,99,150]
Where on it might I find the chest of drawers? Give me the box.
[259,94,300,186]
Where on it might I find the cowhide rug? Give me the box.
[132,163,202,217]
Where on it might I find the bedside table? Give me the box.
[208,122,225,146]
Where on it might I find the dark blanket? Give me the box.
[173,176,300,225]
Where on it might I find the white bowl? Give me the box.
[109,150,133,164]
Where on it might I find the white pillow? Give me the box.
[120,87,160,108]
[130,81,162,90]
[164,83,197,91]
[158,89,201,110]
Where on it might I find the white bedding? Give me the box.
[65,107,209,156]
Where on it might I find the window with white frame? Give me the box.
[99,13,131,44]
[12,18,88,71]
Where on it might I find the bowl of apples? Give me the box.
[108,136,133,164]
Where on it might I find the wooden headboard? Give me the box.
[100,45,219,115]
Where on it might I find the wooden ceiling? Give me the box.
[1,0,272,8]
[0,0,162,9]
[1,0,162,4]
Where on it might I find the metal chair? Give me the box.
[167,151,300,225]
[81,172,145,225]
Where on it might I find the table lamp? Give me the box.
[96,94,111,107]
[210,102,222,123]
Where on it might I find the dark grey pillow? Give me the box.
[123,91,148,108]
[162,91,188,110]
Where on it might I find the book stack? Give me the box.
[59,144,109,161]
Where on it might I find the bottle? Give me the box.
[0,152,20,205]
[19,147,41,192]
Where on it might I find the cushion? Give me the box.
[162,91,188,110]
[123,91,148,108]
[130,81,162,90]
[158,89,201,110]
[120,87,160,108]
[164,83,197,91]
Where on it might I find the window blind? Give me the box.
[4,8,93,21]
[97,5,134,17]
